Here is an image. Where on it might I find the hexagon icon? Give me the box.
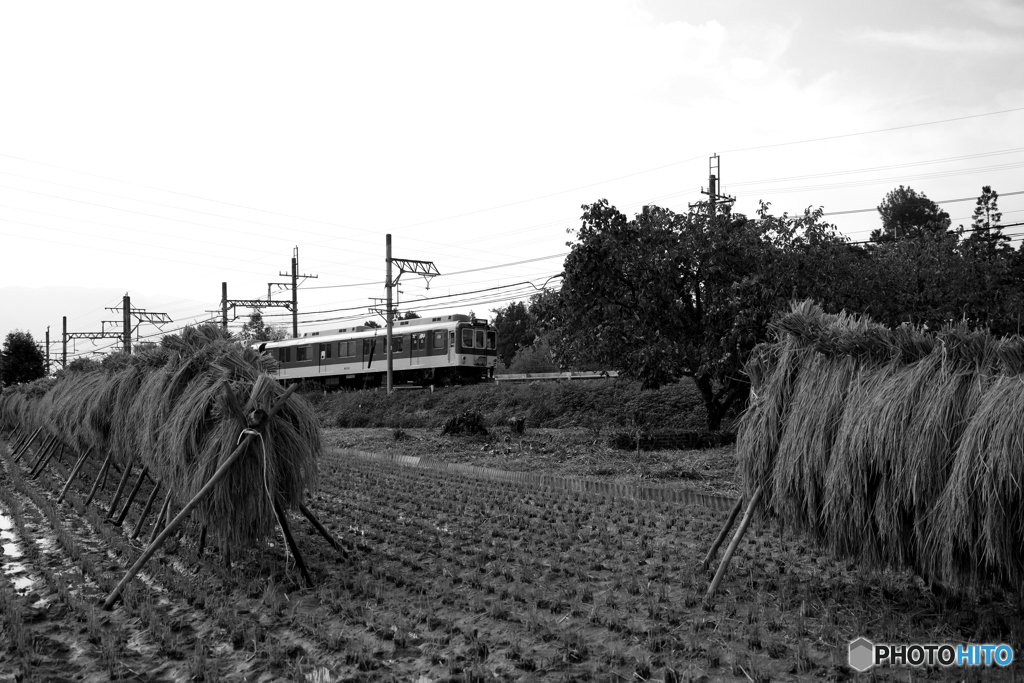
[849,638,874,672]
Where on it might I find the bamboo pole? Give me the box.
[11,427,41,461]
[32,441,64,480]
[85,452,113,506]
[106,460,135,519]
[701,496,744,571]
[197,526,207,557]
[114,467,149,527]
[298,502,347,557]
[274,495,313,587]
[7,424,25,452]
[149,495,172,545]
[131,481,161,541]
[27,435,58,474]
[58,446,93,503]
[104,384,298,609]
[19,432,53,466]
[16,430,51,466]
[704,486,763,607]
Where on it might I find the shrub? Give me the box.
[441,411,488,436]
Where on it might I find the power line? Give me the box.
[823,190,1024,217]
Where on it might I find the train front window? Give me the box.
[486,331,495,350]
[461,328,473,348]
[475,330,485,348]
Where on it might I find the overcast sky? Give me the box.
[2,0,1022,361]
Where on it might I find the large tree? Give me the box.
[554,200,865,429]
[490,301,537,368]
[238,311,287,343]
[961,185,1009,258]
[1,330,46,386]
[870,185,951,243]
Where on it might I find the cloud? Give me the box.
[851,26,1021,54]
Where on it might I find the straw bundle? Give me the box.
[0,325,320,549]
[739,300,1024,591]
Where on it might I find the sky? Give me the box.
[1,0,1022,363]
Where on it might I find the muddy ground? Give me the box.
[1,427,1022,682]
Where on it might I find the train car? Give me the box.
[257,314,497,388]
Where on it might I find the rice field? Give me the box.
[2,430,1022,682]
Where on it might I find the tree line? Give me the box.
[492,185,1018,429]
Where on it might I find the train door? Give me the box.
[411,332,425,365]
[318,342,331,374]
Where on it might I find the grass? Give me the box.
[313,377,711,432]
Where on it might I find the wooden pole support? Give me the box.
[149,495,172,545]
[103,384,298,609]
[298,502,347,557]
[704,485,763,607]
[85,452,113,506]
[7,425,26,452]
[106,461,135,520]
[197,526,208,557]
[26,435,57,473]
[701,496,744,572]
[274,496,313,588]
[21,432,53,467]
[32,441,64,480]
[114,467,149,527]
[12,427,42,462]
[17,430,50,466]
[131,481,162,541]
[58,447,94,503]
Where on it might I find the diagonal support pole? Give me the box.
[114,467,149,527]
[12,427,42,462]
[27,435,58,473]
[106,461,135,520]
[31,438,63,481]
[58,447,94,503]
[701,496,744,572]
[274,495,313,587]
[103,384,298,609]
[298,502,347,558]
[149,494,172,545]
[704,485,763,607]
[132,481,162,541]
[85,452,113,506]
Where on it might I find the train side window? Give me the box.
[281,347,291,363]
[297,345,308,362]
[486,331,495,350]
[475,330,485,349]
[322,343,331,359]
[433,331,444,349]
[363,339,372,355]
[392,336,404,353]
[461,328,473,348]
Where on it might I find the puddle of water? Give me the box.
[0,508,36,592]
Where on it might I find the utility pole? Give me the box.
[278,246,317,339]
[62,316,67,369]
[700,153,736,218]
[378,234,439,394]
[104,298,173,353]
[214,282,292,333]
[123,294,131,354]
[45,326,50,375]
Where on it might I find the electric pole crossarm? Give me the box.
[391,258,440,284]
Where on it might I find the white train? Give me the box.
[257,314,497,388]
